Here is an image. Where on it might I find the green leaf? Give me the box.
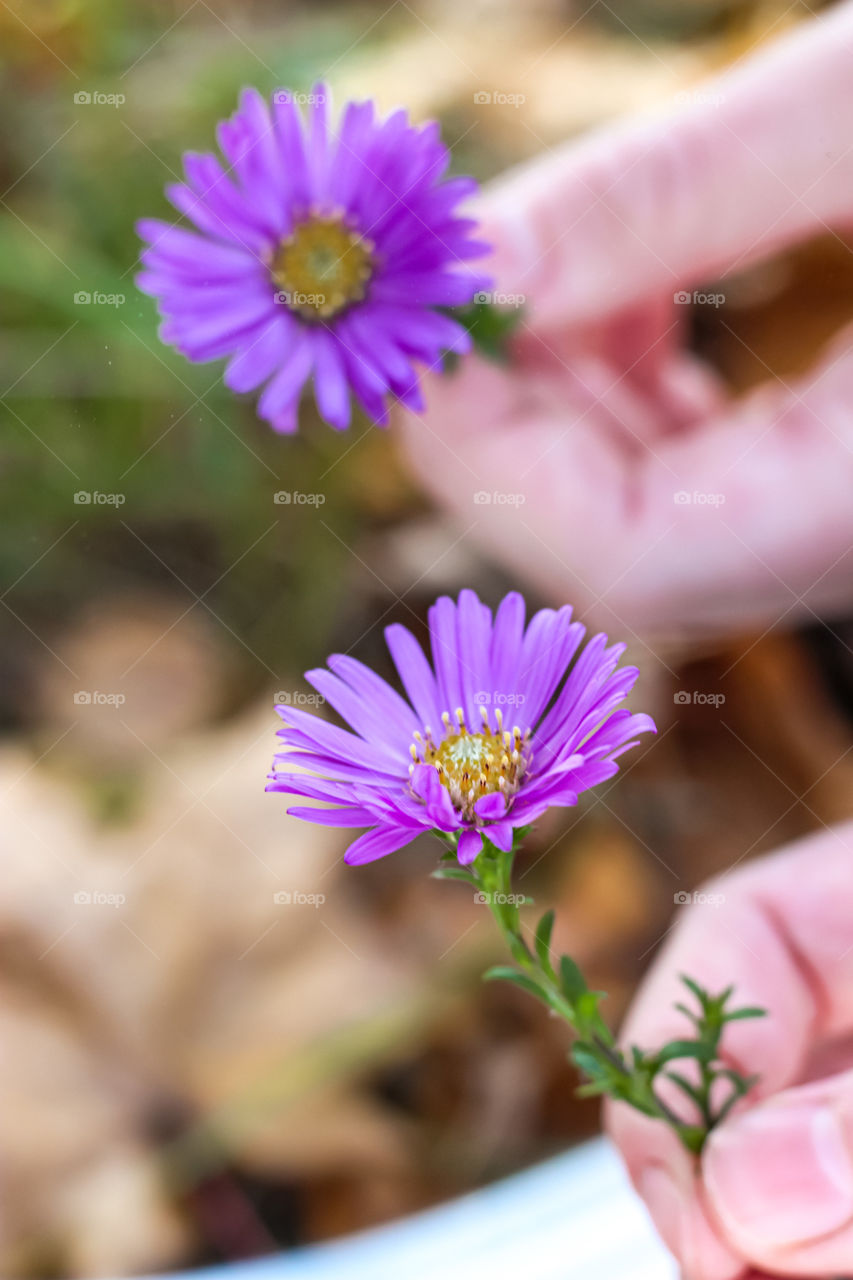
[571,1043,610,1081]
[575,1079,610,1099]
[680,975,707,1006]
[483,966,545,1002]
[446,299,526,365]
[534,909,556,974]
[560,954,589,1002]
[431,866,475,883]
[665,1070,704,1108]
[575,990,603,1027]
[715,1068,760,1096]
[678,1125,708,1155]
[724,1006,767,1021]
[713,1076,759,1128]
[653,1039,716,1066]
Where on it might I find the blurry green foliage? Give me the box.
[0,1,423,721]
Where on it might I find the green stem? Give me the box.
[449,834,761,1156]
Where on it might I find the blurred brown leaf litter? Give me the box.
[2,0,853,1274]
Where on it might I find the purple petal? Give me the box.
[224,314,291,393]
[345,825,419,865]
[311,329,352,431]
[474,792,507,821]
[286,804,376,827]
[257,331,313,428]
[428,595,464,720]
[484,821,514,853]
[410,763,457,832]
[385,623,442,732]
[457,829,483,865]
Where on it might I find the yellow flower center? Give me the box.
[270,215,375,321]
[410,707,531,821]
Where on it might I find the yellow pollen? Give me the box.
[411,715,532,822]
[270,214,374,321]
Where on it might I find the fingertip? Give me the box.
[474,200,543,302]
[703,1083,853,1270]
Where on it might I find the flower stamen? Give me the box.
[271,213,375,321]
[411,709,532,821]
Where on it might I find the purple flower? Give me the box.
[136,85,490,434]
[267,590,656,866]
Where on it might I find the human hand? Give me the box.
[397,4,853,645]
[607,822,853,1278]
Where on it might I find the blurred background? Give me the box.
[2,0,853,1274]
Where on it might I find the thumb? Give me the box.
[478,3,853,329]
[704,1070,853,1276]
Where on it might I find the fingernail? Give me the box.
[638,1165,687,1257]
[705,1102,853,1247]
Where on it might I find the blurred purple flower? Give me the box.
[136,85,491,434]
[267,590,655,865]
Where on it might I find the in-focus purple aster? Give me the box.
[136,85,491,434]
[267,590,656,866]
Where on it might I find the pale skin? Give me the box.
[396,4,853,1275]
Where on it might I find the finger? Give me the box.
[398,322,853,639]
[478,4,853,327]
[637,325,853,637]
[515,295,728,445]
[704,1069,853,1275]
[608,822,853,1275]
